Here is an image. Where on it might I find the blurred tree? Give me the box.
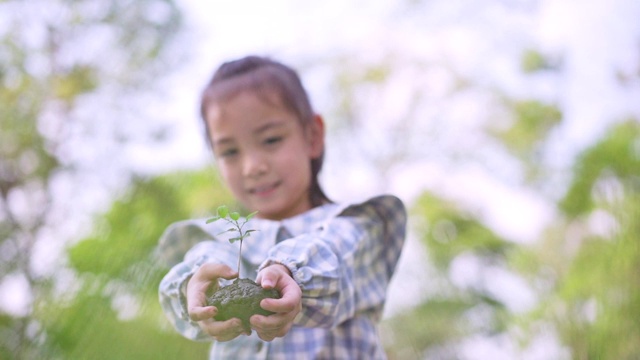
[381,84,639,360]
[384,111,639,359]
[511,120,640,359]
[383,193,513,358]
[0,0,186,358]
[363,0,640,357]
[43,170,232,359]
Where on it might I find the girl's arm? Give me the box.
[257,195,407,329]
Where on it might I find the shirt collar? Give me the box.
[250,202,341,238]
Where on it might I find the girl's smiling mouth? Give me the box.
[250,181,281,197]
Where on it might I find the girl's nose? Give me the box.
[242,151,268,178]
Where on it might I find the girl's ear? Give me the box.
[307,114,325,158]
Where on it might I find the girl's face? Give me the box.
[205,90,324,220]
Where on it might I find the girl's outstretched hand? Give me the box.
[251,264,302,342]
[186,263,248,341]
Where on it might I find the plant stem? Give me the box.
[235,219,243,275]
[237,239,243,275]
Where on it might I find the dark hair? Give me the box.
[200,55,331,207]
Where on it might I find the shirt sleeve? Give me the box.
[157,220,237,341]
[258,195,407,329]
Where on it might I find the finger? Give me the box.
[187,285,210,310]
[256,263,291,289]
[250,314,292,341]
[257,271,275,289]
[195,263,238,282]
[189,305,217,321]
[260,297,293,313]
[250,313,278,329]
[201,318,247,342]
[255,271,264,286]
[250,310,294,331]
[187,264,238,310]
[257,332,276,342]
[260,284,302,313]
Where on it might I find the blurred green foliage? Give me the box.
[384,298,476,358]
[491,100,562,160]
[521,49,555,73]
[517,120,640,359]
[414,193,513,270]
[384,115,640,358]
[384,193,512,357]
[38,170,233,359]
[560,119,640,216]
[0,0,185,357]
[69,171,231,278]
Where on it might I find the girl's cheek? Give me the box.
[218,166,235,185]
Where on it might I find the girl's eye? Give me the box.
[264,136,282,146]
[218,148,238,158]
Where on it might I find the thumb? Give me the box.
[261,272,276,289]
[196,263,238,282]
[257,264,289,289]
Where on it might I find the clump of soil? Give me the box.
[207,278,281,331]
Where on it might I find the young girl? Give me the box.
[158,55,406,359]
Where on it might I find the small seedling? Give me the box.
[205,205,280,330]
[206,205,258,275]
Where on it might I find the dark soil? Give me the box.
[207,278,281,331]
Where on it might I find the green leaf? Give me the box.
[246,211,259,220]
[216,228,237,236]
[230,212,240,221]
[229,237,241,243]
[217,205,228,218]
[206,216,220,224]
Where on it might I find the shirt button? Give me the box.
[296,266,312,283]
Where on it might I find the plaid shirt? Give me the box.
[157,195,406,359]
